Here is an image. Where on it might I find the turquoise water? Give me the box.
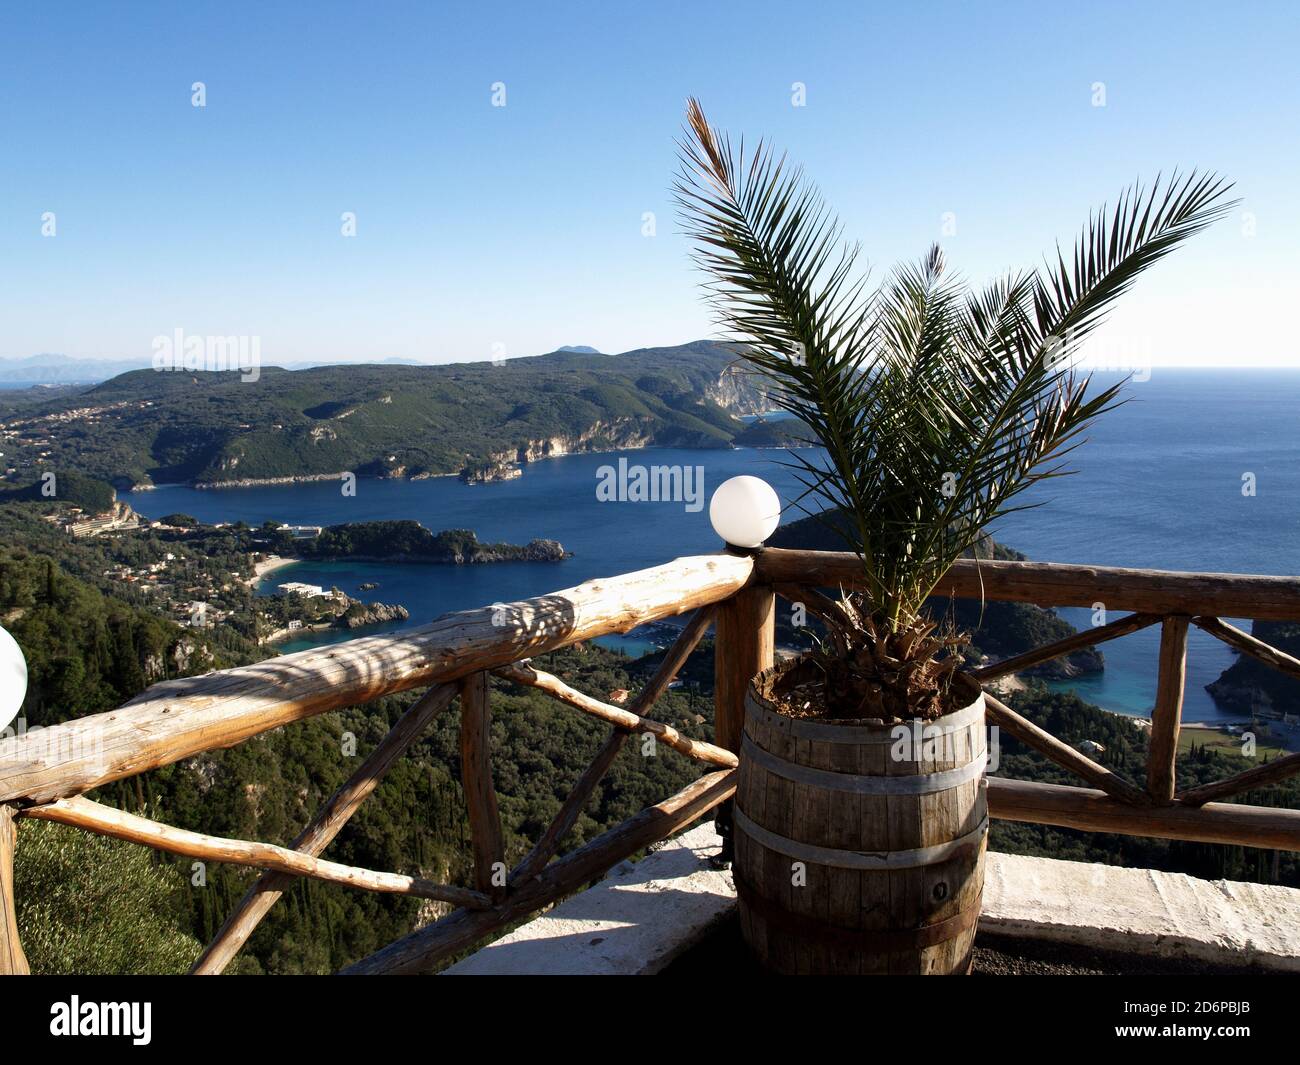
[122,370,1300,723]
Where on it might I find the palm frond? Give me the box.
[676,98,1233,659]
[1032,171,1238,357]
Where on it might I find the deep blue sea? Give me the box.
[122,370,1300,724]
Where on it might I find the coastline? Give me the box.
[246,555,297,586]
[244,545,567,592]
[196,471,356,490]
[174,436,739,491]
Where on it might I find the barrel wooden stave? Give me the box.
[735,664,987,975]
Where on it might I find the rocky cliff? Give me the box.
[1206,620,1300,716]
[336,600,411,629]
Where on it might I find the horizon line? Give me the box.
[1,345,1298,374]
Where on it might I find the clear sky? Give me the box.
[1,0,1297,367]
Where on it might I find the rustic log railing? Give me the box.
[0,548,1298,975]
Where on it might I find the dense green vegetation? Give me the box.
[0,342,765,488]
[302,521,566,562]
[14,819,202,975]
[730,416,814,448]
[0,505,263,688]
[2,470,117,512]
[0,502,264,601]
[0,543,223,724]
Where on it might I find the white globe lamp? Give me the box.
[709,475,781,549]
[0,625,27,733]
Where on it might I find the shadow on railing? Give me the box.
[1,548,1298,975]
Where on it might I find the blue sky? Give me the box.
[1,0,1297,366]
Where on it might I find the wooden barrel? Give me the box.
[734,658,987,975]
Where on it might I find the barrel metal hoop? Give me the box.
[733,808,988,870]
[734,869,981,952]
[741,736,987,795]
[744,694,984,746]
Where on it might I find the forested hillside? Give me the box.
[0,503,264,681]
[0,341,766,489]
[0,543,225,723]
[302,521,567,562]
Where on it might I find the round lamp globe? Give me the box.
[709,475,781,549]
[0,625,27,732]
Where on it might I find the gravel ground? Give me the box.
[663,913,1261,975]
[971,933,1259,975]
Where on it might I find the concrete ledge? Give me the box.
[981,851,1300,972]
[444,827,1300,974]
[443,824,734,975]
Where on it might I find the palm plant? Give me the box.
[676,99,1234,721]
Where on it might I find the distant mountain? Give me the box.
[0,353,152,385]
[285,357,430,368]
[0,353,448,386]
[557,345,602,354]
[0,341,768,489]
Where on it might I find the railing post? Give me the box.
[714,585,776,753]
[1146,615,1190,804]
[459,672,505,901]
[713,584,775,862]
[0,804,29,974]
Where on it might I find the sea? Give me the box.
[121,370,1300,725]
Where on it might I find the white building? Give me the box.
[280,582,327,598]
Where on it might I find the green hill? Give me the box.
[0,342,765,489]
[302,521,567,562]
[2,471,117,513]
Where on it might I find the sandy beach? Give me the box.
[984,673,1027,697]
[245,555,297,587]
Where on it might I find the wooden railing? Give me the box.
[1,548,1298,975]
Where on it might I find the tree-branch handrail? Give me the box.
[755,548,1300,620]
[0,552,754,806]
[26,795,491,908]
